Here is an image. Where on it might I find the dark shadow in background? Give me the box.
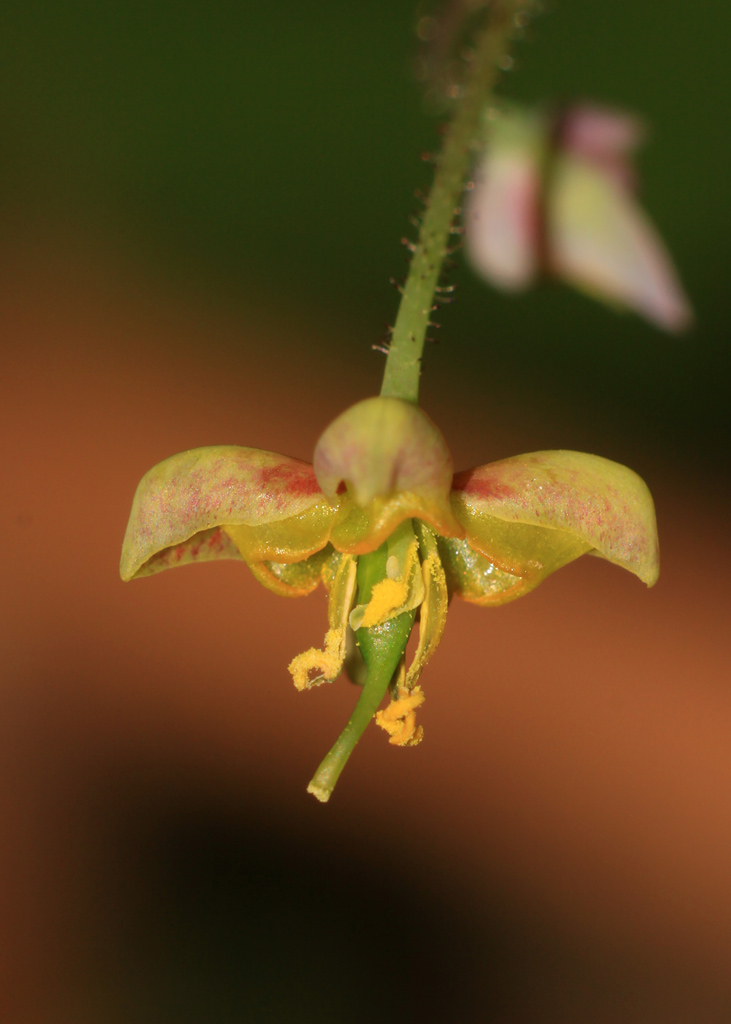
[94,768,725,1024]
[102,778,487,1023]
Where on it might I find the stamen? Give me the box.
[359,576,410,628]
[349,528,425,631]
[375,682,425,747]
[288,628,345,690]
[307,610,416,802]
[405,522,449,689]
[287,554,357,691]
[307,532,419,802]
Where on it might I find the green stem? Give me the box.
[380,0,526,404]
[307,538,417,803]
[305,620,410,803]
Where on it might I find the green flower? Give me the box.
[121,397,658,798]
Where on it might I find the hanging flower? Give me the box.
[465,102,693,331]
[121,397,658,798]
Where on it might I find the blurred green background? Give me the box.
[1,0,729,477]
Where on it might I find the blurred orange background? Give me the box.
[2,232,730,1022]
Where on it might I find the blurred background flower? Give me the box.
[465,102,693,330]
[1,1,730,1021]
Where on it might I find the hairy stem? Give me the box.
[380,0,527,404]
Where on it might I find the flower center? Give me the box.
[348,520,425,631]
[292,518,449,802]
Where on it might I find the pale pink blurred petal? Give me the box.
[465,151,541,290]
[561,104,644,155]
[560,103,645,191]
[466,103,693,332]
[549,155,693,332]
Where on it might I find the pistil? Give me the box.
[307,533,418,802]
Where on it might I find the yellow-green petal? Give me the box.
[451,450,659,587]
[120,446,334,581]
[436,535,529,606]
[247,548,332,598]
[314,397,463,553]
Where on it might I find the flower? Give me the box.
[121,396,658,796]
[465,102,693,332]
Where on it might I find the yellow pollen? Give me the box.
[375,685,425,747]
[351,535,425,631]
[288,627,344,691]
[360,577,409,628]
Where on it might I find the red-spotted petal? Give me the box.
[120,446,334,581]
[451,450,659,586]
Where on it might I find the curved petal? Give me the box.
[465,150,541,290]
[328,490,463,555]
[247,548,332,598]
[436,535,531,606]
[549,155,693,332]
[120,446,334,581]
[465,106,545,290]
[123,524,245,580]
[451,450,659,587]
[314,397,463,553]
